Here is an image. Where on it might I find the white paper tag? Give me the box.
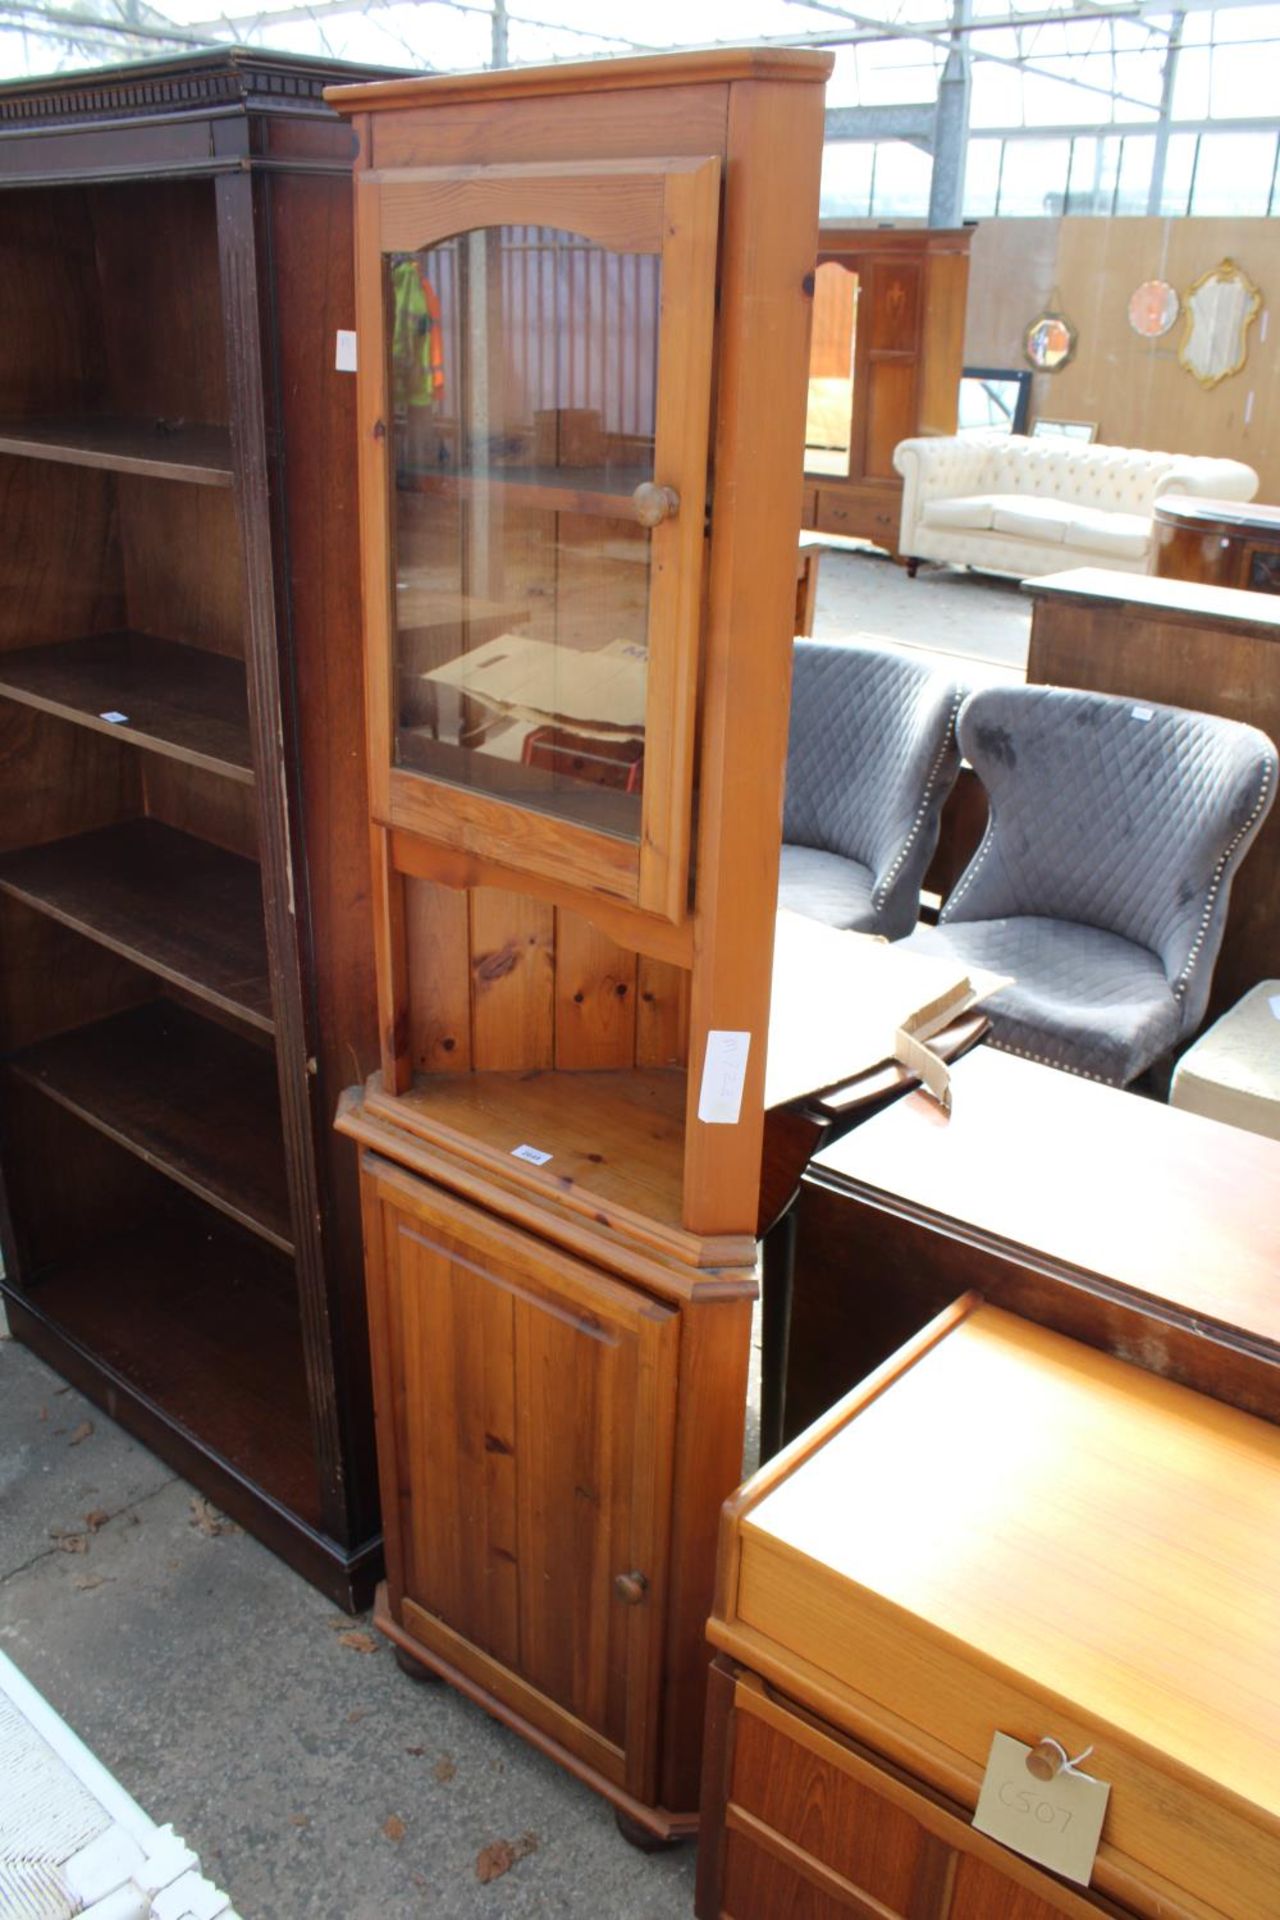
[511,1143,552,1166]
[1131,705,1154,721]
[335,329,358,372]
[973,1734,1109,1887]
[697,1030,751,1125]
[99,710,128,724]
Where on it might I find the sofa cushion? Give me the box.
[921,494,997,532]
[908,915,1180,1085]
[1062,507,1151,561]
[990,497,1071,542]
[777,844,877,932]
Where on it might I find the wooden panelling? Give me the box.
[117,478,245,660]
[949,1858,1077,1920]
[0,185,103,414]
[864,358,918,482]
[635,956,690,1067]
[470,884,554,1071]
[964,215,1280,497]
[865,258,920,354]
[141,753,260,861]
[919,250,968,439]
[400,878,691,1075]
[730,1702,933,1910]
[89,177,228,426]
[0,458,122,648]
[0,701,139,853]
[0,898,152,1053]
[404,875,472,1072]
[367,82,731,172]
[371,1171,679,1797]
[722,1827,867,1918]
[554,908,637,1070]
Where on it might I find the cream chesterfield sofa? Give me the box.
[894,433,1259,578]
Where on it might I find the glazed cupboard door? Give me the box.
[354,157,720,923]
[360,1154,679,1799]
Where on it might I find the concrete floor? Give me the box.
[811,542,1032,681]
[0,546,1007,1920]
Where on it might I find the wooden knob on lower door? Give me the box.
[1026,1738,1068,1781]
[614,1571,649,1605]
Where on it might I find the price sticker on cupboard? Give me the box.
[973,1733,1109,1885]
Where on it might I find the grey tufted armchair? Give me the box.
[779,640,966,940]
[903,684,1278,1085]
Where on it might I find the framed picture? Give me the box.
[958,366,1032,436]
[1031,419,1098,443]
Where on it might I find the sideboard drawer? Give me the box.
[728,1684,944,1911]
[701,1668,1118,1920]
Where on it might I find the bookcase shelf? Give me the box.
[8,1000,293,1253]
[0,415,234,486]
[0,820,275,1034]
[0,632,253,783]
[22,1199,319,1528]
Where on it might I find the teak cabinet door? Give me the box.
[355,156,721,923]
[361,1154,680,1799]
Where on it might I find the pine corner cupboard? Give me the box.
[328,48,832,1839]
[0,52,395,1609]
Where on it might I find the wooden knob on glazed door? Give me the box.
[631,482,680,528]
[614,1571,649,1605]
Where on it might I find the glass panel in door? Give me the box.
[388,225,661,843]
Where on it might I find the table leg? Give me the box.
[759,1206,797,1462]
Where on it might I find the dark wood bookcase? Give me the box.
[0,52,393,1607]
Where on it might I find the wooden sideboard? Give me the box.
[801,226,970,554]
[1153,493,1280,593]
[776,1044,1280,1447]
[701,1297,1280,1920]
[1025,566,1280,1019]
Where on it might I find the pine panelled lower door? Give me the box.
[359,1152,679,1800]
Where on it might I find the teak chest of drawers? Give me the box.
[700,1297,1280,1919]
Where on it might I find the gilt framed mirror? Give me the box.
[1180,260,1261,390]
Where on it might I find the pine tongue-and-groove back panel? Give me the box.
[402,874,690,1074]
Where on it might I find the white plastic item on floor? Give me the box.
[0,1652,240,1920]
[1170,979,1280,1142]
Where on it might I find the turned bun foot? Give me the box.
[393,1641,441,1683]
[613,1808,685,1853]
